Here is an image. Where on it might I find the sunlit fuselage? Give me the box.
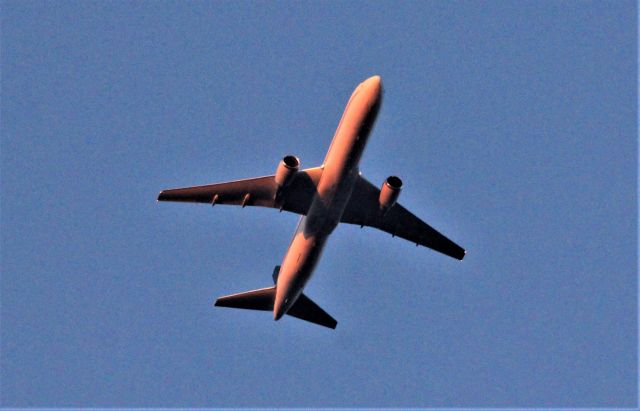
[273,76,383,320]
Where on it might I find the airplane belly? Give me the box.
[305,168,358,236]
[309,76,382,235]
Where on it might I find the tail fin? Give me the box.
[272,265,281,284]
[214,284,337,329]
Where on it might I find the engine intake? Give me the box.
[275,155,300,190]
[379,176,402,214]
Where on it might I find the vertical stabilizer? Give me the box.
[271,265,281,284]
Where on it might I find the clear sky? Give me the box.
[1,1,637,408]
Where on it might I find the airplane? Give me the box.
[157,75,465,329]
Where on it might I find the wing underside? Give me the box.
[157,166,323,216]
[341,175,465,260]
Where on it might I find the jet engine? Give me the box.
[379,176,402,214]
[274,155,300,190]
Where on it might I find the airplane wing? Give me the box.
[157,167,323,216]
[340,175,466,260]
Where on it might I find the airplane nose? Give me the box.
[365,75,382,95]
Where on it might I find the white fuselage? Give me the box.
[273,76,383,320]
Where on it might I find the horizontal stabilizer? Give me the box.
[288,293,337,329]
[214,285,337,329]
[214,286,275,311]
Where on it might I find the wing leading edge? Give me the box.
[157,166,323,216]
[341,175,466,260]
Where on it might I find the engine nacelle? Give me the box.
[274,155,300,190]
[378,176,402,213]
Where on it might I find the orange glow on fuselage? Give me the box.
[273,76,383,320]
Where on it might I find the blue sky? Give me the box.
[1,1,636,408]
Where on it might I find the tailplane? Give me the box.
[286,293,337,329]
[214,286,276,311]
[214,269,337,329]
